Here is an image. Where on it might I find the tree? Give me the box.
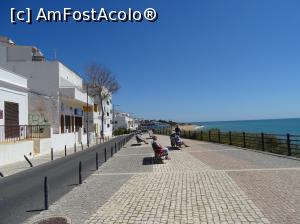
[85,63,120,139]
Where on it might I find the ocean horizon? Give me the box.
[194,118,300,135]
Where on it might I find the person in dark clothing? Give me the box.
[175,125,181,136]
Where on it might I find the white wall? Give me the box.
[7,46,33,62]
[0,66,27,88]
[0,46,7,62]
[33,138,52,155]
[0,61,61,131]
[4,61,60,97]
[51,132,78,151]
[114,116,128,129]
[50,130,92,152]
[0,67,28,126]
[0,141,34,166]
[59,62,83,88]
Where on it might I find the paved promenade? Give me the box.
[25,135,300,224]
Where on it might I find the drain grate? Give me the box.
[33,216,71,224]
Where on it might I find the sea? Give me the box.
[195,118,300,135]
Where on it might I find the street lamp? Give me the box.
[86,85,89,147]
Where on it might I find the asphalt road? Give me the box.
[0,135,132,224]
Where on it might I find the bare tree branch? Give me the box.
[85,63,120,138]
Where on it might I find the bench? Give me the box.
[151,143,165,163]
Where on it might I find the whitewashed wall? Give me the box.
[0,67,28,126]
[0,141,34,166]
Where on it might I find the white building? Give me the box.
[114,112,139,131]
[0,36,101,152]
[0,66,34,165]
[0,66,28,139]
[93,90,113,139]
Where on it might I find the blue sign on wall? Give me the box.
[74,108,83,116]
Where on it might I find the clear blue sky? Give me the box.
[1,0,300,122]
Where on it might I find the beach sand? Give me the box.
[177,124,203,131]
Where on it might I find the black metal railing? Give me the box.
[0,125,51,143]
[154,128,300,158]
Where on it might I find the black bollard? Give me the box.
[74,143,76,153]
[44,176,48,210]
[96,152,99,170]
[104,147,107,162]
[64,145,67,157]
[79,161,82,184]
[51,148,54,161]
[24,155,33,167]
[111,146,113,157]
[115,143,117,153]
[81,142,83,151]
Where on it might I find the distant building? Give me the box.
[89,90,113,139]
[141,121,171,130]
[114,112,139,131]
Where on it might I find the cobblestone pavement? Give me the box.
[85,137,269,224]
[228,170,300,224]
[25,135,300,224]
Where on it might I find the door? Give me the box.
[4,101,19,138]
[60,115,65,133]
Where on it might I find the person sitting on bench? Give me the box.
[148,130,154,138]
[175,134,189,148]
[136,133,148,144]
[152,136,170,160]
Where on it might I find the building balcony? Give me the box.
[59,87,93,105]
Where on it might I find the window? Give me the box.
[94,104,98,112]
[107,101,110,105]
[71,116,74,132]
[5,101,19,138]
[65,115,71,132]
[75,117,82,131]
[60,115,65,133]
[107,124,110,128]
[115,121,118,124]
[107,112,109,116]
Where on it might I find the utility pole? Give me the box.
[86,85,89,147]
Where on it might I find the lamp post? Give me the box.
[86,85,89,147]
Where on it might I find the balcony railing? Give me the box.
[0,125,51,143]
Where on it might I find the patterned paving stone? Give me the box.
[26,134,300,224]
[190,150,300,170]
[85,138,270,224]
[189,151,256,170]
[229,170,300,224]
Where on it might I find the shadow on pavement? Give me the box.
[26,208,45,213]
[142,157,163,165]
[167,146,181,151]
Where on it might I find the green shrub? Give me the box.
[113,128,130,136]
